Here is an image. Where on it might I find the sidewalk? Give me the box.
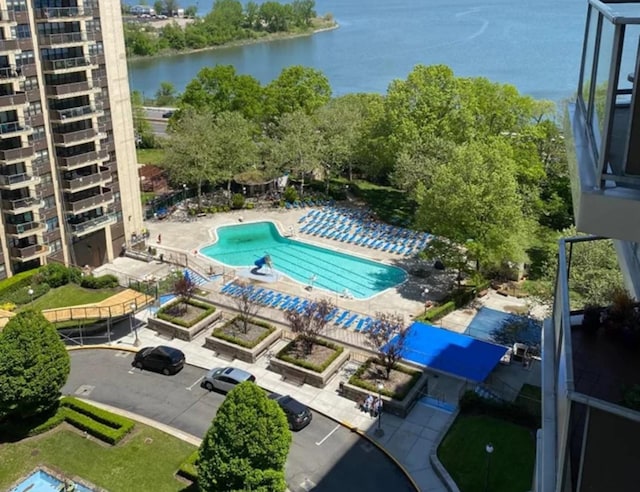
[121,310,454,492]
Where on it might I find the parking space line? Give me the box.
[186,376,204,391]
[315,424,340,446]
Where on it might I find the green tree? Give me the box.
[291,0,315,26]
[131,90,155,148]
[416,138,531,270]
[164,0,178,15]
[264,65,331,119]
[271,110,321,196]
[0,311,70,421]
[198,382,291,492]
[153,0,163,15]
[159,21,185,50]
[258,1,289,32]
[184,5,197,17]
[180,65,264,120]
[154,81,177,106]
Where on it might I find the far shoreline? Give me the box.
[127,21,340,64]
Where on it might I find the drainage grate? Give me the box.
[300,478,316,491]
[74,384,95,397]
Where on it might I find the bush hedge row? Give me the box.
[423,301,456,322]
[177,450,199,481]
[211,316,276,348]
[459,390,539,429]
[60,397,135,444]
[348,358,422,400]
[80,274,119,289]
[3,282,51,305]
[0,269,40,299]
[276,338,344,373]
[157,299,216,327]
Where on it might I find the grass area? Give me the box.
[0,425,196,491]
[515,384,542,424]
[142,191,157,205]
[438,415,535,492]
[137,148,166,165]
[23,284,121,312]
[351,180,415,225]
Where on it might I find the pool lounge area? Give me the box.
[10,468,95,492]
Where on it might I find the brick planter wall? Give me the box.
[269,348,350,388]
[204,327,282,363]
[339,369,428,418]
[148,310,223,341]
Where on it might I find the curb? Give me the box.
[67,344,140,353]
[429,409,461,492]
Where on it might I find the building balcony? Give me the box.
[41,56,98,74]
[0,65,23,81]
[53,128,98,146]
[66,189,113,214]
[49,103,103,123]
[9,243,48,261]
[0,171,39,189]
[0,121,31,138]
[0,91,26,108]
[45,80,97,97]
[0,38,19,52]
[5,221,45,238]
[2,196,41,214]
[0,145,33,163]
[541,236,640,492]
[35,6,95,20]
[38,31,100,48]
[0,9,16,23]
[68,212,116,237]
[57,149,108,170]
[62,168,111,192]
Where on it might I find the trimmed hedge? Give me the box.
[80,274,119,289]
[348,358,422,400]
[459,390,539,429]
[3,282,50,305]
[177,450,199,481]
[0,268,40,299]
[276,337,344,373]
[423,301,456,322]
[157,298,216,327]
[60,397,135,444]
[211,316,276,349]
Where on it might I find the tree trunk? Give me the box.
[349,163,353,182]
[197,181,202,211]
[227,179,232,205]
[300,173,305,197]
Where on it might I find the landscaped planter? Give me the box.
[340,360,427,418]
[269,339,350,388]
[148,299,221,341]
[205,317,282,363]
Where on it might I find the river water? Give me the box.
[127,0,586,101]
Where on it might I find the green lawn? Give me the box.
[0,426,196,491]
[23,284,121,312]
[351,180,415,225]
[137,148,166,165]
[438,415,535,492]
[142,191,157,205]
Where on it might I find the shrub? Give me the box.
[0,301,16,311]
[212,317,276,348]
[37,263,81,288]
[283,186,299,204]
[459,390,539,428]
[348,358,422,400]
[60,397,134,444]
[178,450,199,481]
[276,338,344,373]
[4,283,50,305]
[231,193,245,209]
[423,301,456,322]
[80,274,119,289]
[0,268,40,299]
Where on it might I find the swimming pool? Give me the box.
[200,221,406,299]
[11,469,94,492]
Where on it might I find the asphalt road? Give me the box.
[143,107,171,136]
[64,350,414,492]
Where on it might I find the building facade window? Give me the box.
[48,238,62,253]
[46,216,58,231]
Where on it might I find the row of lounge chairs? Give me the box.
[220,282,379,333]
[298,206,431,256]
[284,199,335,209]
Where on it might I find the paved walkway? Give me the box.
[118,309,456,492]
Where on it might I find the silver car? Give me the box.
[201,366,256,393]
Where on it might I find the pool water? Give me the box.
[200,221,406,299]
[11,469,94,492]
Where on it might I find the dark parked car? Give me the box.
[201,366,256,393]
[162,110,174,118]
[269,393,312,430]
[132,346,185,375]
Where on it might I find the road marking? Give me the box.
[186,376,204,391]
[300,478,316,491]
[315,424,340,446]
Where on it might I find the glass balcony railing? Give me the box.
[0,121,30,135]
[36,6,95,19]
[42,56,96,72]
[50,103,102,121]
[68,212,116,235]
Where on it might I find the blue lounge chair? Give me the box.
[248,288,265,301]
[324,308,338,322]
[355,317,367,332]
[334,310,350,325]
[296,300,309,313]
[285,298,301,311]
[269,293,283,307]
[276,295,291,309]
[221,282,235,294]
[343,314,359,329]
[260,291,275,305]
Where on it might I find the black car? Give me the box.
[132,346,185,375]
[162,110,174,118]
[269,393,312,430]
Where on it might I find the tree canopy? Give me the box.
[0,311,70,421]
[198,382,291,492]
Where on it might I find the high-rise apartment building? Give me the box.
[0,0,142,278]
[539,1,640,490]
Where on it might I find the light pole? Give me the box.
[484,442,494,492]
[130,302,140,347]
[422,287,430,315]
[374,382,384,437]
[28,287,34,306]
[182,183,187,202]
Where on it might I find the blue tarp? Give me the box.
[395,322,508,383]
